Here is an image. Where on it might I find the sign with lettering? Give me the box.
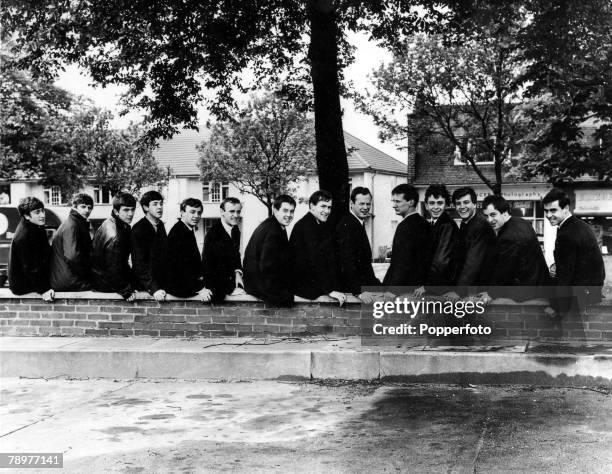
[574,189,612,215]
[475,187,548,201]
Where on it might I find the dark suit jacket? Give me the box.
[8,219,52,295]
[383,213,431,288]
[92,213,134,299]
[455,212,496,293]
[426,212,459,290]
[290,212,340,300]
[553,215,605,307]
[202,220,242,302]
[131,217,168,295]
[488,216,551,301]
[50,209,92,291]
[243,217,293,306]
[164,220,205,297]
[335,213,380,295]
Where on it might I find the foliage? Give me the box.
[198,94,316,215]
[1,53,91,196]
[357,14,529,194]
[82,112,167,196]
[2,0,475,218]
[512,0,612,182]
[358,1,612,188]
[0,53,166,197]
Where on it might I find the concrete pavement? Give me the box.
[1,336,612,386]
[0,378,611,473]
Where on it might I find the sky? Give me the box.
[54,32,407,163]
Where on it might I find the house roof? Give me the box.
[154,128,211,177]
[344,132,407,175]
[153,127,406,177]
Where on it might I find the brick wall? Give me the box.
[0,289,610,342]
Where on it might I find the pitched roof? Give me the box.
[153,127,406,177]
[344,132,407,175]
[154,128,211,177]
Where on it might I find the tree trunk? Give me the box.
[308,0,349,224]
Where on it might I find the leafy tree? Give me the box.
[357,19,528,195]
[2,0,470,220]
[199,94,316,216]
[83,112,168,196]
[358,0,612,190]
[1,52,92,196]
[1,53,166,197]
[513,0,612,182]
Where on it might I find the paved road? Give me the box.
[1,378,611,473]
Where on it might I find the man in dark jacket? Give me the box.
[481,195,551,302]
[8,197,54,301]
[202,197,244,303]
[543,188,605,314]
[92,192,137,300]
[383,184,431,290]
[131,190,167,301]
[243,195,295,307]
[164,198,212,301]
[450,187,496,297]
[335,187,380,303]
[290,190,346,305]
[50,193,93,291]
[415,184,459,297]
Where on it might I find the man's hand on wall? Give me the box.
[329,291,347,306]
[198,287,212,302]
[42,289,55,303]
[152,289,166,302]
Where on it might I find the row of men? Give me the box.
[7,184,605,311]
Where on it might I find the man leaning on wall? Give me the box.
[50,193,94,292]
[92,192,137,301]
[8,197,54,302]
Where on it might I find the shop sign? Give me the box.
[574,189,612,214]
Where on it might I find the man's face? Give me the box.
[454,193,476,221]
[273,202,295,227]
[425,195,446,220]
[391,194,412,217]
[74,203,93,219]
[145,199,164,220]
[351,193,372,219]
[24,207,45,226]
[117,206,136,225]
[181,205,203,228]
[543,200,571,226]
[310,199,332,223]
[483,204,510,232]
[221,202,242,227]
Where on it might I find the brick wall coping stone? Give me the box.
[2,287,609,306]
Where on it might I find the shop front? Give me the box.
[573,188,612,255]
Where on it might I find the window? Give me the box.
[202,182,229,203]
[0,183,10,204]
[43,186,64,206]
[453,137,496,165]
[511,200,545,241]
[93,186,112,204]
